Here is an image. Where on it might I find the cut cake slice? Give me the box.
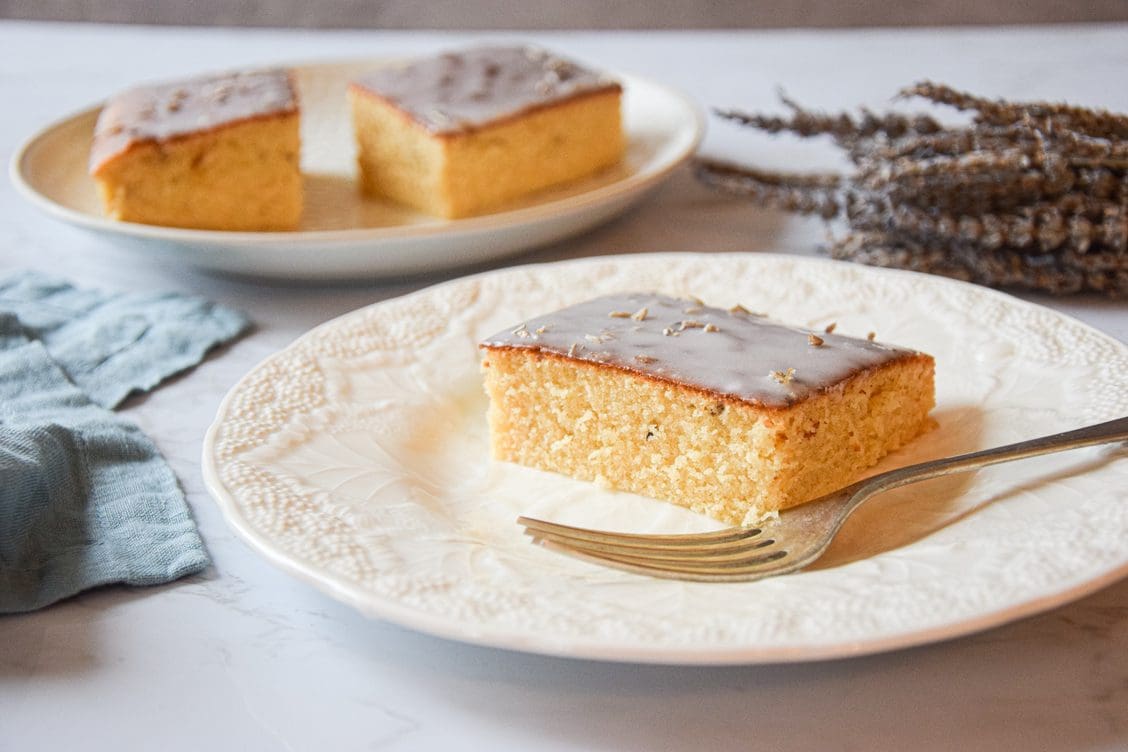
[348,45,624,218]
[479,293,935,525]
[89,69,301,231]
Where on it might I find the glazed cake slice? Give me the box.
[479,293,935,525]
[348,45,624,218]
[89,69,301,231]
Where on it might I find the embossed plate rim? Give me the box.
[202,253,1128,664]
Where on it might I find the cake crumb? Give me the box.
[808,333,824,347]
[631,307,649,321]
[825,322,837,334]
[634,354,657,364]
[608,311,632,318]
[867,331,876,341]
[730,304,750,314]
[704,323,720,333]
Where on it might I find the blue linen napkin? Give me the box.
[0,270,249,408]
[0,272,249,612]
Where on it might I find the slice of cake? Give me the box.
[479,293,935,525]
[348,46,624,218]
[89,69,301,231]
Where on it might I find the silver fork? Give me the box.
[518,416,1128,582]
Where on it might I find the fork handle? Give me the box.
[859,415,1128,497]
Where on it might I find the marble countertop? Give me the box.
[1,21,1126,751]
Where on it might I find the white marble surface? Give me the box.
[1,21,1126,751]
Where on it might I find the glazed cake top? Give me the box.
[480,293,926,409]
[350,45,620,135]
[89,68,297,173]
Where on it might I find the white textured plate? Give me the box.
[9,61,701,280]
[202,253,1128,664]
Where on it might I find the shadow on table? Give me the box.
[0,574,209,679]
[115,164,794,293]
[815,413,1128,571]
[809,403,985,571]
[354,573,1128,752]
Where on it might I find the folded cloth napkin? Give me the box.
[0,270,249,409]
[0,271,249,612]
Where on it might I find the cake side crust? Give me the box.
[347,80,623,140]
[480,293,927,409]
[92,113,302,231]
[90,69,298,176]
[90,108,299,178]
[480,342,933,414]
[481,345,935,524]
[443,90,622,216]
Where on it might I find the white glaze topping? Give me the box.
[90,68,297,172]
[351,45,619,135]
[480,293,924,407]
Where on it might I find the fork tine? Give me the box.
[517,516,764,548]
[531,532,787,567]
[537,539,796,583]
[524,528,780,560]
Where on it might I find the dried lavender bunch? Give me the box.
[846,194,1127,255]
[859,150,1076,210]
[699,82,1128,295]
[716,92,941,147]
[830,231,1128,296]
[694,159,840,219]
[901,81,1128,141]
[1053,129,1128,168]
